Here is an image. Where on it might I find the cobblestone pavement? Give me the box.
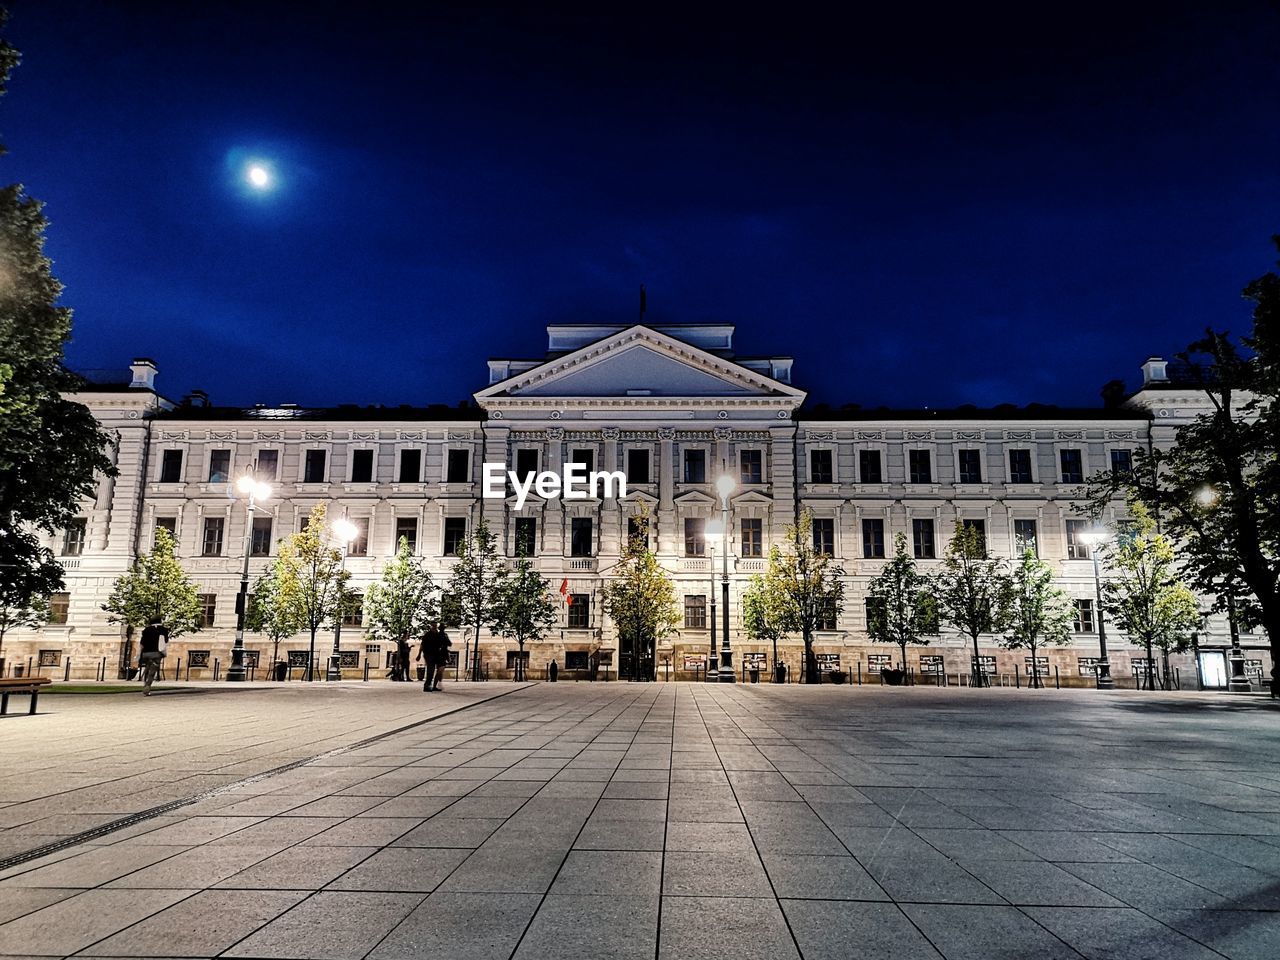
[0,683,1278,959]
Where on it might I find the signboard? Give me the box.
[1024,656,1049,677]
[742,653,767,668]
[1077,657,1100,677]
[816,653,841,673]
[1131,659,1158,678]
[977,655,996,676]
[244,650,260,668]
[446,650,459,667]
[918,654,944,675]
[867,654,893,671]
[683,655,706,670]
[287,650,310,667]
[1246,659,1263,679]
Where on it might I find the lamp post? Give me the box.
[326,517,358,682]
[716,473,736,682]
[707,519,723,681]
[1079,528,1115,689]
[228,475,271,681]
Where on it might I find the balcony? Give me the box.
[568,558,597,572]
[680,558,710,572]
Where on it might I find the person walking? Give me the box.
[395,635,411,681]
[431,626,452,691]
[138,618,169,695]
[418,623,439,692]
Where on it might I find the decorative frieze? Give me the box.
[805,430,836,441]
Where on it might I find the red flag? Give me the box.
[559,579,569,602]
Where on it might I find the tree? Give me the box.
[601,527,681,681]
[0,15,114,610]
[448,516,506,681]
[935,521,1012,687]
[1087,237,1280,693]
[102,526,202,639]
[245,564,301,677]
[1000,550,1074,688]
[761,510,845,684]
[276,503,352,681]
[865,533,936,675]
[364,537,437,648]
[493,552,558,680]
[0,586,46,667]
[742,573,790,677]
[1101,505,1203,690]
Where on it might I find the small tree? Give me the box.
[762,510,845,684]
[1102,505,1203,690]
[493,553,558,680]
[866,533,936,675]
[742,573,790,677]
[246,564,301,676]
[448,516,507,681]
[0,587,47,666]
[102,526,202,639]
[601,529,681,681]
[364,537,437,648]
[1000,550,1074,688]
[935,522,1012,687]
[276,504,351,681]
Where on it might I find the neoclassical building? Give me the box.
[3,323,1271,687]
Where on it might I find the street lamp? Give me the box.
[326,517,358,682]
[1078,527,1116,690]
[716,472,736,682]
[1196,486,1250,693]
[706,518,723,681]
[228,474,271,682]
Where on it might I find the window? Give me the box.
[515,517,537,556]
[960,518,987,556]
[627,449,650,484]
[62,518,86,556]
[208,449,231,483]
[684,518,706,557]
[255,449,278,480]
[304,449,327,483]
[347,517,369,557]
[812,517,835,557]
[570,518,593,557]
[515,449,539,482]
[1110,449,1133,473]
[443,517,467,555]
[251,516,273,556]
[202,517,225,556]
[38,649,61,667]
[1008,448,1033,484]
[908,449,932,484]
[506,650,530,669]
[740,449,763,484]
[154,517,177,542]
[912,518,935,559]
[446,449,470,483]
[159,449,184,483]
[627,516,650,549]
[958,449,983,484]
[859,449,882,483]
[1065,519,1092,560]
[350,448,374,483]
[1060,449,1083,484]
[394,517,418,553]
[48,592,70,625]
[564,651,589,670]
[1014,519,1038,556]
[865,597,885,632]
[342,595,363,627]
[862,518,885,558]
[399,449,422,483]
[567,594,590,629]
[810,449,833,483]
[684,595,707,629]
[570,449,594,475]
[198,593,217,628]
[683,449,706,483]
[816,598,838,631]
[1073,598,1095,633]
[188,650,211,668]
[741,518,763,558]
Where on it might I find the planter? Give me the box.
[748,669,760,684]
[881,668,906,686]
[829,670,848,685]
[774,664,787,684]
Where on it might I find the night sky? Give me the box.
[4,1,1279,410]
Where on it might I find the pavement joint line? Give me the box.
[0,683,535,873]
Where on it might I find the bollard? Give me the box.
[213,658,220,681]
[1015,664,1021,689]
[173,657,181,681]
[363,659,370,682]
[64,659,71,682]
[185,659,191,681]
[98,656,105,681]
[1055,666,1060,690]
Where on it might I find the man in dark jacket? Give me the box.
[431,627,452,691]
[138,619,168,695]
[418,624,439,692]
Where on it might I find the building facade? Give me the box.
[2,324,1271,687]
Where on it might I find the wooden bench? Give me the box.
[0,677,52,716]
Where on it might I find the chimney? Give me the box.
[1140,357,1169,387]
[129,358,158,390]
[186,390,209,408]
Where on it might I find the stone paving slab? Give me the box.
[0,684,1278,958]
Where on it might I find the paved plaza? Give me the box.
[0,684,1278,959]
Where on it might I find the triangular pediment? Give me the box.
[475,326,805,402]
[673,490,717,505]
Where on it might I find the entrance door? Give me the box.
[1198,650,1228,688]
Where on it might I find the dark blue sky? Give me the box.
[5,1,1279,409]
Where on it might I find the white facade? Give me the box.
[3,327,1270,687]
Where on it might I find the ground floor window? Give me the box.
[38,649,61,667]
[506,650,530,669]
[564,651,589,670]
